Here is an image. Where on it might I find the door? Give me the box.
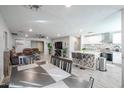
[31,41,44,53]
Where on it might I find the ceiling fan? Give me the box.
[24,5,42,11]
[36,34,46,38]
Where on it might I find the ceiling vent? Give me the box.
[12,31,25,37]
[11,33,18,36]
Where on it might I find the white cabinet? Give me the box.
[113,52,122,64]
[113,32,121,44]
[84,35,102,44]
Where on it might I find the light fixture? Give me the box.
[29,28,32,32]
[24,5,42,11]
[80,29,83,33]
[35,20,48,23]
[46,37,49,39]
[57,34,61,37]
[25,34,28,37]
[65,4,72,8]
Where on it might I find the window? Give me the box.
[113,32,121,44]
[84,35,102,44]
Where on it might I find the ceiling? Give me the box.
[0,5,123,39]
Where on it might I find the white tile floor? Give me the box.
[72,63,121,88]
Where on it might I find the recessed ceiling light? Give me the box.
[46,37,49,39]
[57,34,61,37]
[35,20,48,23]
[80,29,83,33]
[65,5,72,8]
[29,29,32,32]
[25,34,28,37]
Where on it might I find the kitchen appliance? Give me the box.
[97,57,107,71]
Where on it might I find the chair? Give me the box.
[81,76,94,88]
[22,48,34,64]
[88,77,94,88]
[32,48,41,60]
[0,84,9,88]
[18,56,28,65]
[76,53,83,67]
[23,48,33,56]
[51,55,72,73]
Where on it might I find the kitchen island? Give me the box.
[72,51,122,64]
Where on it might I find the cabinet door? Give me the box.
[113,52,122,64]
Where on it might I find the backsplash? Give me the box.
[83,44,121,52]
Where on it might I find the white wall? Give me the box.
[80,35,85,50]
[69,36,80,58]
[0,14,12,81]
[85,11,121,34]
[121,9,124,88]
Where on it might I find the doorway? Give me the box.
[31,41,44,53]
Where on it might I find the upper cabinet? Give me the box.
[81,32,121,45]
[84,35,102,44]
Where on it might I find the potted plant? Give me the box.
[47,43,52,55]
[82,48,86,53]
[62,48,67,57]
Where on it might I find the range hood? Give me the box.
[101,33,112,43]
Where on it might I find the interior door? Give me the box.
[37,41,44,53]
